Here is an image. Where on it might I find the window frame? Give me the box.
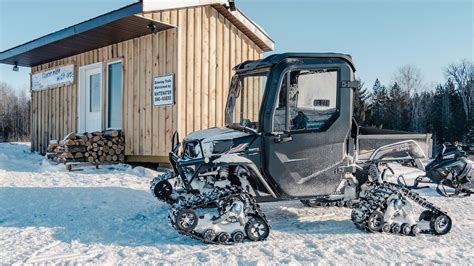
[105,59,123,129]
[225,70,270,132]
[78,62,103,132]
[271,67,341,134]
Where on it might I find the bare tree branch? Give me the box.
[445,59,474,121]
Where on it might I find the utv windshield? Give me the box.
[225,72,269,132]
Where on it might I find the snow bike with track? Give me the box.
[151,53,453,244]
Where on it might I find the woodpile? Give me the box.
[46,129,125,164]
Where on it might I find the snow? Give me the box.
[1,142,473,264]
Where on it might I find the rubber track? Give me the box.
[302,199,354,208]
[150,170,176,204]
[351,182,448,235]
[168,186,269,245]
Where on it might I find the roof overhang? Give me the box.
[142,0,274,52]
[0,2,174,67]
[0,0,274,67]
[142,0,228,11]
[212,5,274,52]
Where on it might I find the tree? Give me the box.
[392,65,425,132]
[411,91,434,133]
[386,82,410,131]
[392,65,424,96]
[367,79,389,128]
[445,59,474,122]
[353,78,369,125]
[431,79,467,145]
[0,82,31,142]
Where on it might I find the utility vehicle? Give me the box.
[151,53,452,244]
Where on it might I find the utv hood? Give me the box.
[183,127,253,157]
[184,127,250,143]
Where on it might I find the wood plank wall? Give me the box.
[30,5,263,159]
[151,6,263,137]
[149,6,264,153]
[31,56,78,154]
[30,29,177,156]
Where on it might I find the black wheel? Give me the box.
[245,216,270,241]
[337,201,345,207]
[430,214,452,235]
[301,199,321,207]
[419,210,435,221]
[154,180,172,200]
[411,224,421,236]
[231,230,245,243]
[175,209,198,232]
[391,223,401,234]
[382,222,391,233]
[203,229,216,243]
[367,211,384,232]
[217,232,230,243]
[401,223,411,235]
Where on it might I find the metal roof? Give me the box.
[0,2,174,67]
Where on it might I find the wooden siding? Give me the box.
[31,56,77,154]
[31,29,178,156]
[30,5,263,160]
[152,5,263,137]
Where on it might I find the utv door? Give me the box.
[262,59,354,198]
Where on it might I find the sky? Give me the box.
[0,0,472,92]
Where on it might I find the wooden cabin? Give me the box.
[0,0,274,163]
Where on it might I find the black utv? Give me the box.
[151,53,452,244]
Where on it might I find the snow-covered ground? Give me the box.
[0,142,473,264]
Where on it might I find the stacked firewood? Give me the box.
[46,129,125,164]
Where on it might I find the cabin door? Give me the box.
[79,63,102,132]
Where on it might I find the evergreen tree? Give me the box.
[353,78,369,125]
[417,91,435,133]
[446,80,467,142]
[386,82,410,130]
[431,84,445,146]
[367,79,388,128]
[431,79,467,146]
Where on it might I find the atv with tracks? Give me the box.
[151,53,452,244]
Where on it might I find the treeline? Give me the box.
[0,60,472,145]
[354,59,473,146]
[0,82,31,142]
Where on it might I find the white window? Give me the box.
[273,69,339,132]
[290,70,338,130]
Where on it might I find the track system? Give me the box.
[150,170,178,204]
[168,186,270,244]
[351,182,452,236]
[301,198,354,208]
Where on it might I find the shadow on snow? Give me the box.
[0,186,197,247]
[0,186,365,248]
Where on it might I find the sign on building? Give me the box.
[31,64,74,91]
[153,74,174,106]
